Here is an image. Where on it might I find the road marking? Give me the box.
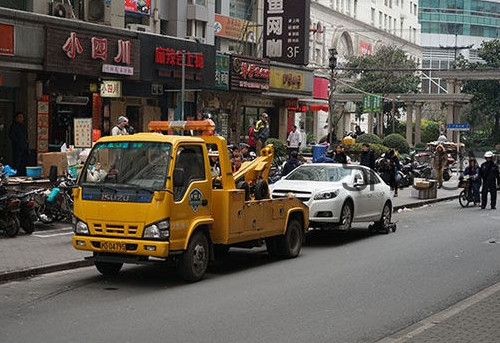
[33,229,73,238]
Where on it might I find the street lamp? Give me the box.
[327,48,338,147]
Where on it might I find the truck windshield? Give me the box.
[79,141,172,190]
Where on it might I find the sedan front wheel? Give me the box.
[336,202,353,231]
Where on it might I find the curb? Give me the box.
[0,259,93,284]
[393,195,458,212]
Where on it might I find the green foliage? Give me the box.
[266,138,287,159]
[382,133,410,154]
[354,133,383,145]
[345,143,388,162]
[342,45,420,96]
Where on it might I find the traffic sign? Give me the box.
[446,123,470,131]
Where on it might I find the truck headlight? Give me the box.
[314,189,340,200]
[144,219,170,240]
[74,220,89,235]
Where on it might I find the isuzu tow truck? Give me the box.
[72,120,308,281]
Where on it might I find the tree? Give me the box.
[455,39,500,145]
[340,45,420,137]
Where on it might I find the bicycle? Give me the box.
[458,176,477,207]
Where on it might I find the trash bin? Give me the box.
[313,144,327,162]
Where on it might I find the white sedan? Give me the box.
[270,163,393,232]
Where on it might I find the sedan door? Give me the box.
[350,168,372,220]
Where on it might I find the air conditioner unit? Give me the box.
[50,2,74,19]
[127,24,152,33]
[85,0,110,24]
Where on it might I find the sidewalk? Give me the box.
[2,178,499,343]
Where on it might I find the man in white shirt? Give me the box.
[286,125,302,156]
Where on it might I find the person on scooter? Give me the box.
[479,151,500,210]
[462,158,481,204]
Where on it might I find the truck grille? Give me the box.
[93,223,139,236]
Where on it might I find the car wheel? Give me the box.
[375,202,392,234]
[337,202,353,231]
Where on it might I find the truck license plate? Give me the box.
[101,241,126,252]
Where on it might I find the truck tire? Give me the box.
[95,261,123,276]
[178,231,209,282]
[254,180,269,200]
[236,180,250,201]
[267,218,303,258]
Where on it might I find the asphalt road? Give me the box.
[1,200,500,343]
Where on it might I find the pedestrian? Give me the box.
[433,144,448,188]
[281,150,301,177]
[286,125,302,157]
[359,142,375,169]
[9,111,30,176]
[232,154,243,173]
[246,122,256,153]
[333,144,348,164]
[239,143,252,161]
[462,158,481,204]
[111,116,129,136]
[380,149,400,197]
[479,151,500,210]
[253,113,270,154]
[353,125,364,138]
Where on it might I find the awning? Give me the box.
[298,98,329,112]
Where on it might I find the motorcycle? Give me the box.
[17,189,44,234]
[0,190,22,237]
[34,175,75,224]
[458,175,477,207]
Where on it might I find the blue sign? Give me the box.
[446,123,470,130]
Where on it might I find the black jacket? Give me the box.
[360,150,375,169]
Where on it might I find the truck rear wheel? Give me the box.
[266,218,303,258]
[95,261,123,276]
[178,231,209,282]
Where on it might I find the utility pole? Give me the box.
[328,48,338,147]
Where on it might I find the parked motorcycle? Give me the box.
[0,191,22,237]
[34,175,75,224]
[18,189,44,234]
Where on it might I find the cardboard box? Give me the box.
[40,152,68,177]
[411,188,437,199]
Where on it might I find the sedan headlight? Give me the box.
[143,219,170,240]
[313,189,340,200]
[74,220,89,235]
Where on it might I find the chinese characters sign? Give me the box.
[100,80,122,98]
[74,118,93,148]
[263,0,310,65]
[45,28,139,80]
[363,94,382,113]
[269,68,305,91]
[215,54,229,89]
[154,48,204,69]
[230,56,270,92]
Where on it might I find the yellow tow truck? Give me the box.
[72,120,308,281]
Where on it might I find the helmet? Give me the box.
[484,151,494,158]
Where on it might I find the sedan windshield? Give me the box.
[79,141,172,190]
[285,165,352,182]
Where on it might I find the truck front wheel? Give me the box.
[178,231,209,282]
[95,261,123,276]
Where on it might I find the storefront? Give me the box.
[42,26,140,155]
[140,34,216,127]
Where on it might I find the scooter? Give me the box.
[18,189,43,234]
[0,191,21,237]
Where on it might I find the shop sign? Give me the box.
[125,0,151,15]
[215,54,229,90]
[102,64,134,75]
[230,55,270,92]
[46,28,139,79]
[263,0,310,65]
[155,48,203,68]
[214,14,255,42]
[100,80,122,98]
[0,23,14,56]
[269,68,305,91]
[74,118,93,148]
